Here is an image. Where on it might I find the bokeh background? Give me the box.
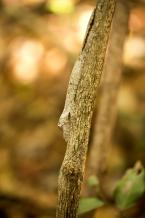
[0,0,145,217]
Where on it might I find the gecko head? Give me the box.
[58,110,70,128]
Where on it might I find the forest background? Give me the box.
[0,0,145,217]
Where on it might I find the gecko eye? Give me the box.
[68,112,71,119]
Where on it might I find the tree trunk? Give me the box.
[87,0,129,196]
[56,0,116,217]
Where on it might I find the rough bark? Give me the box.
[56,0,116,218]
[87,0,129,194]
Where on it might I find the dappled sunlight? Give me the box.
[10,39,44,84]
[77,7,93,43]
[118,85,137,114]
[42,48,68,77]
[123,36,145,69]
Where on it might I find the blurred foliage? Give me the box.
[79,163,145,215]
[48,0,75,14]
[78,197,104,215]
[87,175,99,188]
[114,162,145,210]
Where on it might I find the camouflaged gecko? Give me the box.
[58,8,96,142]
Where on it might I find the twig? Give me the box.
[56,1,116,217]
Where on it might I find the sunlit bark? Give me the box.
[56,1,116,217]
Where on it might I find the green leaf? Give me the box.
[78,197,104,215]
[114,161,145,210]
[87,175,99,187]
[48,0,74,14]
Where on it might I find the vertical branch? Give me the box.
[56,1,116,218]
[87,0,129,194]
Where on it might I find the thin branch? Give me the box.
[56,0,116,217]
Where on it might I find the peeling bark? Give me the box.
[56,0,116,217]
[87,0,129,195]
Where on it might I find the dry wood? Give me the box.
[56,0,116,217]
